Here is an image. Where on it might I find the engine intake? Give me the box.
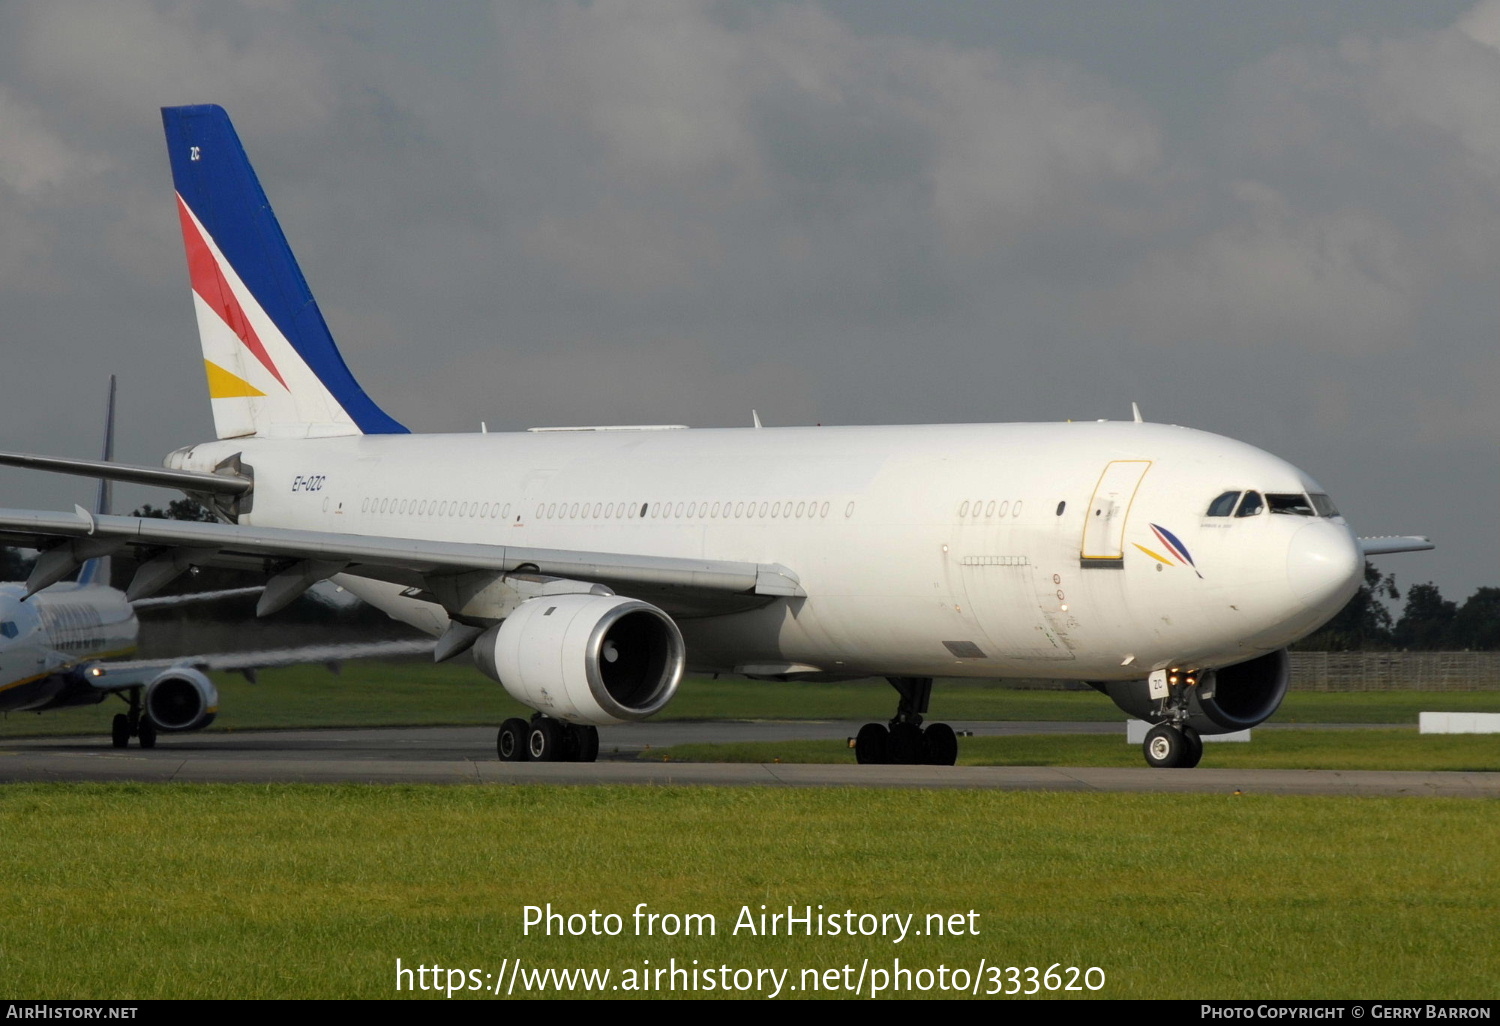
[474,594,685,726]
[144,668,219,732]
[1094,649,1290,735]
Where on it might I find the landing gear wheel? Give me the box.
[497,718,529,762]
[527,718,563,762]
[572,725,600,764]
[921,723,958,766]
[137,719,157,750]
[111,714,130,749]
[1180,727,1204,769]
[854,723,889,765]
[1143,723,1187,768]
[888,723,923,765]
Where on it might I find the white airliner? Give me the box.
[0,105,1432,768]
[0,379,431,747]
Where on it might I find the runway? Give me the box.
[3,722,1496,796]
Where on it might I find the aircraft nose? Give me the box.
[1286,520,1362,615]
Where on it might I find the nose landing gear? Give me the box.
[853,677,958,766]
[109,688,156,749]
[1143,722,1203,769]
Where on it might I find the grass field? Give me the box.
[6,659,1500,738]
[2,783,1496,1000]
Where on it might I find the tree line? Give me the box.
[1295,563,1500,652]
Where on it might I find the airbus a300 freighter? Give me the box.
[0,105,1432,768]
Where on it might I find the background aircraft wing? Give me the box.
[0,506,804,619]
[79,638,437,691]
[1358,535,1435,555]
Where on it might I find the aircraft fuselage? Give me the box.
[167,419,1362,682]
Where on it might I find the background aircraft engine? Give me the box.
[1093,648,1290,735]
[144,668,219,732]
[474,594,685,726]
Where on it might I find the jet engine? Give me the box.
[144,668,220,732]
[473,594,685,726]
[1093,648,1290,735]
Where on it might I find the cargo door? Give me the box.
[1080,460,1150,566]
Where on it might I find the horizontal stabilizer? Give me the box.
[0,449,250,495]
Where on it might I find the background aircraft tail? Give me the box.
[161,105,406,440]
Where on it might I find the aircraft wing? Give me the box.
[1358,535,1435,556]
[0,506,804,618]
[79,638,436,691]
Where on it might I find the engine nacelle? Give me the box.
[1093,649,1290,735]
[473,594,685,726]
[144,668,220,732]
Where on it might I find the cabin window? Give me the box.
[1267,493,1316,516]
[1206,491,1240,517]
[1235,491,1264,517]
[1055,501,1066,516]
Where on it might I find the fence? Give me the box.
[1288,651,1500,691]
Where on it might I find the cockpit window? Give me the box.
[0,622,16,639]
[1309,493,1340,518]
[1206,491,1240,517]
[1235,491,1264,517]
[1267,493,1316,516]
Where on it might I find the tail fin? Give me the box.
[161,105,406,440]
[75,376,116,587]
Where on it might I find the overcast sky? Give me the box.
[0,0,1494,604]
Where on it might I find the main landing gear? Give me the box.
[110,688,157,749]
[1142,722,1203,769]
[497,715,599,763]
[853,677,958,766]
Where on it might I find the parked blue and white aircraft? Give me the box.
[0,105,1432,767]
[0,572,428,748]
